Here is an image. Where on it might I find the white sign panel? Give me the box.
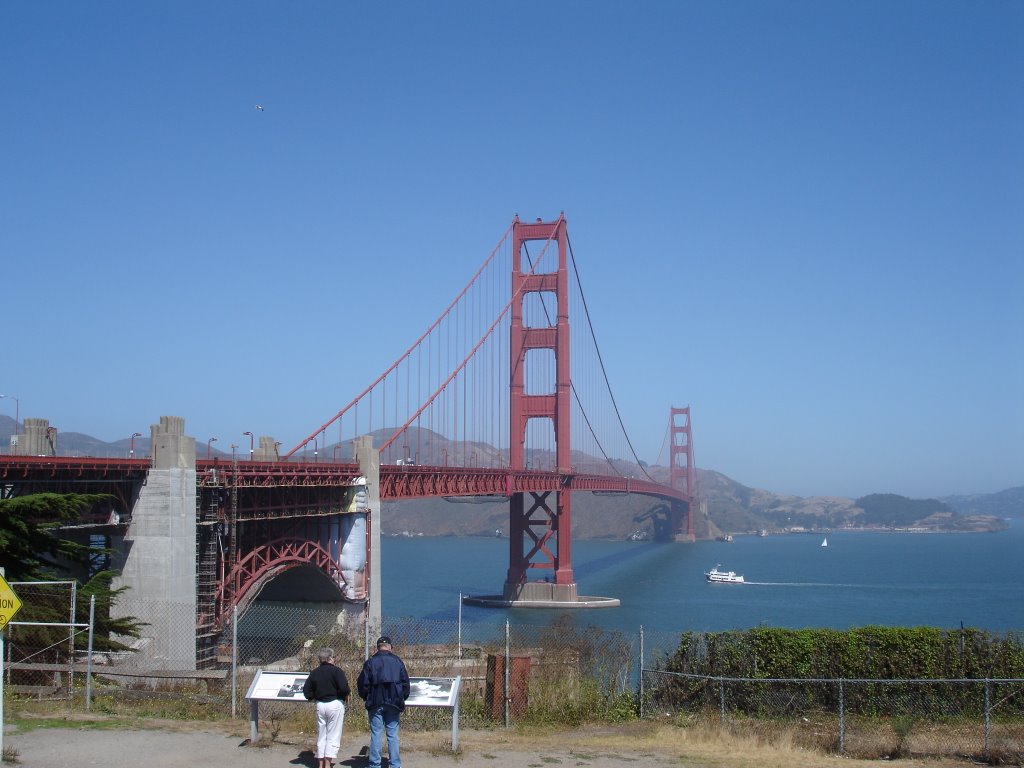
[407,676,461,708]
[245,670,310,702]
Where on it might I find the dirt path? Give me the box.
[5,725,685,768]
[5,721,979,768]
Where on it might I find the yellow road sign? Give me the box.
[0,574,23,630]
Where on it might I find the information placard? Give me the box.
[407,676,461,707]
[245,670,309,702]
[245,671,462,750]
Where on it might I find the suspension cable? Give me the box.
[567,233,655,482]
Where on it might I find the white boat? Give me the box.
[705,565,744,584]
[821,537,828,547]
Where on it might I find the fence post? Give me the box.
[719,678,726,723]
[838,678,845,754]
[231,605,238,719]
[0,626,4,759]
[638,625,644,720]
[85,595,95,712]
[457,593,462,660]
[504,620,510,728]
[0,568,5,760]
[69,581,77,697]
[983,678,990,758]
[364,610,371,661]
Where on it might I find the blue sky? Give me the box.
[2,1,1021,500]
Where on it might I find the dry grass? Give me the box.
[432,721,985,768]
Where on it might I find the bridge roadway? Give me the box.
[0,454,685,513]
[0,454,687,669]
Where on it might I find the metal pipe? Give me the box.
[504,620,510,728]
[638,625,645,719]
[85,595,95,711]
[838,678,845,754]
[232,605,238,719]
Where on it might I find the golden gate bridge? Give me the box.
[0,214,697,667]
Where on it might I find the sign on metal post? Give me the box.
[1,569,24,760]
[0,572,24,630]
[244,672,462,750]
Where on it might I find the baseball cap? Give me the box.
[376,636,392,646]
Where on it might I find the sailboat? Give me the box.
[821,537,828,547]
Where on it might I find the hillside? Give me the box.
[374,471,1015,539]
[942,486,1024,519]
[1,415,1016,538]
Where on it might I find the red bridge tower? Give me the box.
[504,215,577,601]
[669,406,697,541]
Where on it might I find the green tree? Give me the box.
[855,493,954,527]
[0,493,143,652]
[0,492,102,579]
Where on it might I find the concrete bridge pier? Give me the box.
[355,435,381,641]
[15,418,58,456]
[112,416,197,669]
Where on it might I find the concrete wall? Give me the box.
[17,418,57,456]
[112,416,197,669]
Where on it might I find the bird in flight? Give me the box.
[255,104,265,111]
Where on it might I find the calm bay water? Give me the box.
[380,521,1024,635]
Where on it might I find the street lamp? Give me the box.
[230,444,238,463]
[130,432,142,458]
[0,394,19,435]
[207,437,218,460]
[243,431,254,460]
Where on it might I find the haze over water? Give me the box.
[381,522,1024,638]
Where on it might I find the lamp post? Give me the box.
[231,444,238,463]
[207,437,218,460]
[129,432,142,458]
[0,394,19,436]
[274,441,282,461]
[313,437,318,463]
[243,431,254,461]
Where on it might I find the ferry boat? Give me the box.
[705,565,745,584]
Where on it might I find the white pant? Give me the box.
[315,699,345,759]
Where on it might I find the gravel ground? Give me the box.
[5,722,982,768]
[4,724,685,768]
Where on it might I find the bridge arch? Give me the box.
[218,537,354,629]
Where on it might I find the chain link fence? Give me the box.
[231,606,638,730]
[4,581,83,699]
[5,594,1023,763]
[639,670,1024,763]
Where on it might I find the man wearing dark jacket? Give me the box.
[357,636,410,768]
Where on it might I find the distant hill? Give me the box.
[942,486,1024,519]
[1,415,1017,537]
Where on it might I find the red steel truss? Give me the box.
[0,457,685,505]
[217,536,353,630]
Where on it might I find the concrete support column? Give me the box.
[253,435,280,461]
[19,418,56,456]
[112,416,197,669]
[355,436,380,639]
